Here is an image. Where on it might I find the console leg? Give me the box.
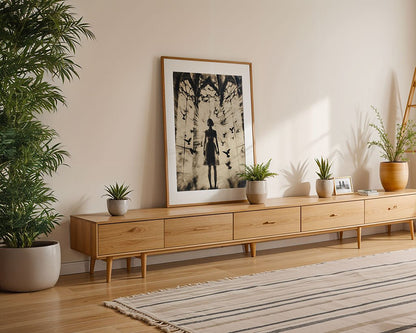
[387,225,392,235]
[90,257,96,274]
[250,243,256,257]
[338,231,344,241]
[106,257,113,283]
[244,244,249,254]
[141,253,147,278]
[126,257,132,272]
[409,220,415,240]
[357,227,362,249]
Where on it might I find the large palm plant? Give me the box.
[0,0,94,247]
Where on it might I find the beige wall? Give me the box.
[40,0,416,272]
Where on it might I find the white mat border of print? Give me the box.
[104,248,416,333]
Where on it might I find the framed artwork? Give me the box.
[161,56,255,207]
[334,176,354,195]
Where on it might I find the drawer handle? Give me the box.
[329,213,338,217]
[388,205,398,211]
[194,227,209,231]
[263,221,276,225]
[129,227,141,232]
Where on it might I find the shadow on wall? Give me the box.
[346,71,405,191]
[139,56,167,209]
[346,111,372,190]
[281,160,311,197]
[408,154,416,188]
[386,71,405,138]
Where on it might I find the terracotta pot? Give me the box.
[107,199,128,216]
[379,161,408,191]
[316,179,334,198]
[246,181,267,204]
[0,241,61,292]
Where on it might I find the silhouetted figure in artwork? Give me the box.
[203,118,219,189]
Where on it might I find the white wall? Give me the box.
[40,0,416,273]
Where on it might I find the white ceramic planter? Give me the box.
[0,241,61,292]
[246,181,267,204]
[316,179,334,198]
[107,199,128,216]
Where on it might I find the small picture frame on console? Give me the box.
[334,176,354,195]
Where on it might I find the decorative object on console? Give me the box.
[314,157,334,198]
[0,0,94,292]
[334,176,354,195]
[238,159,278,204]
[357,189,379,196]
[103,182,132,216]
[161,56,255,206]
[368,105,416,191]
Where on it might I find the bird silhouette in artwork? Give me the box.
[225,161,232,169]
[223,149,231,158]
[222,132,227,138]
[181,111,187,120]
[189,148,197,155]
[221,140,226,146]
[184,137,192,145]
[229,126,235,134]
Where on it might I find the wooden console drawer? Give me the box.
[302,201,364,231]
[365,195,416,223]
[234,207,300,239]
[165,214,233,247]
[98,220,164,256]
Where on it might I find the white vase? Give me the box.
[0,241,61,292]
[246,181,267,204]
[316,179,334,198]
[107,199,128,216]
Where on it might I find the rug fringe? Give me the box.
[104,301,192,333]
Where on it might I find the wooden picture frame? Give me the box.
[334,176,354,195]
[161,56,255,207]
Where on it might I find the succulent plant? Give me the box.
[315,157,333,180]
[104,183,132,200]
[238,159,278,181]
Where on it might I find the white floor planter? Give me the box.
[0,240,61,292]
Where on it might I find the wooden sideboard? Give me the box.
[70,190,416,282]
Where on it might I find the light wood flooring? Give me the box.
[1,231,415,333]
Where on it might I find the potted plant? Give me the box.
[314,157,334,198]
[238,159,278,204]
[104,183,132,216]
[0,0,94,292]
[368,106,416,191]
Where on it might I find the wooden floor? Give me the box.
[1,231,415,333]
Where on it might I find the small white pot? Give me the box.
[107,199,128,216]
[246,180,267,204]
[316,179,334,198]
[0,241,61,292]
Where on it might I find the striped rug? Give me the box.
[105,248,416,332]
